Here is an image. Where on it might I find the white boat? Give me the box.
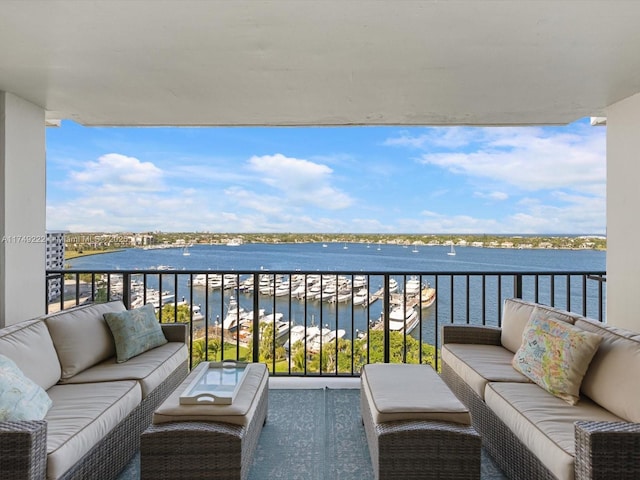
[353,287,368,306]
[389,278,399,293]
[223,296,264,331]
[291,283,307,299]
[305,327,346,353]
[448,244,456,256]
[226,238,242,247]
[420,286,436,308]
[384,306,420,334]
[238,276,254,293]
[189,273,224,288]
[259,314,289,344]
[329,287,352,304]
[274,282,290,297]
[134,289,174,309]
[321,283,337,302]
[283,325,307,353]
[353,275,367,289]
[404,276,421,295]
[182,245,190,256]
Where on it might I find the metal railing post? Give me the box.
[122,273,131,309]
[383,274,390,364]
[514,274,523,299]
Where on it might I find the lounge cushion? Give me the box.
[45,301,125,379]
[486,382,624,480]
[153,362,268,426]
[361,363,471,425]
[501,299,537,353]
[104,304,168,363]
[61,342,188,397]
[512,316,601,405]
[441,343,530,399]
[575,318,640,422]
[45,380,141,480]
[0,354,52,421]
[0,319,61,390]
[501,299,578,353]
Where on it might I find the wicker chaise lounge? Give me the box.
[441,298,640,480]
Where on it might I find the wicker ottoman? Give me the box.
[361,363,480,480]
[140,362,268,480]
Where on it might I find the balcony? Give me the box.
[46,269,606,374]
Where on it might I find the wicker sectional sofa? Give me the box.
[441,298,640,480]
[0,301,189,480]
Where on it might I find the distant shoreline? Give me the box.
[64,249,125,260]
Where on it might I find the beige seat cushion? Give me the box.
[45,380,141,480]
[45,301,125,379]
[442,343,530,399]
[0,319,61,390]
[361,363,470,425]
[486,382,624,480]
[153,362,268,426]
[575,319,640,422]
[60,342,187,397]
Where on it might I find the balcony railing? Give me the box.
[46,269,606,375]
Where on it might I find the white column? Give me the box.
[0,92,46,327]
[605,92,640,333]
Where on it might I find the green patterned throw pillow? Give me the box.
[0,354,53,421]
[104,303,168,363]
[512,316,602,405]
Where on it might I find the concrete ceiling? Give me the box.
[1,0,640,127]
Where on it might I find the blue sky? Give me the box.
[46,118,606,234]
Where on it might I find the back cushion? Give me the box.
[501,299,537,353]
[576,319,640,422]
[501,299,578,353]
[0,319,61,390]
[45,301,126,380]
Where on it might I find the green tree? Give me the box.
[157,303,191,323]
[259,322,275,362]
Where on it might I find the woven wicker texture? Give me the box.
[361,370,481,479]
[140,374,268,480]
[0,420,47,480]
[575,420,640,480]
[442,325,502,346]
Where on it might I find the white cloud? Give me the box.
[384,127,480,149]
[417,127,606,193]
[70,153,164,192]
[474,191,509,201]
[247,154,353,210]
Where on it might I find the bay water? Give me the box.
[67,242,606,346]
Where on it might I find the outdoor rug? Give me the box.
[117,388,509,479]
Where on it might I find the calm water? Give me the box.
[68,242,605,272]
[67,243,606,346]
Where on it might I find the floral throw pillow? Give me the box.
[104,303,168,363]
[0,354,53,421]
[512,316,602,405]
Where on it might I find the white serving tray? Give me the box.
[179,361,248,405]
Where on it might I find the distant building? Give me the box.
[46,231,67,302]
